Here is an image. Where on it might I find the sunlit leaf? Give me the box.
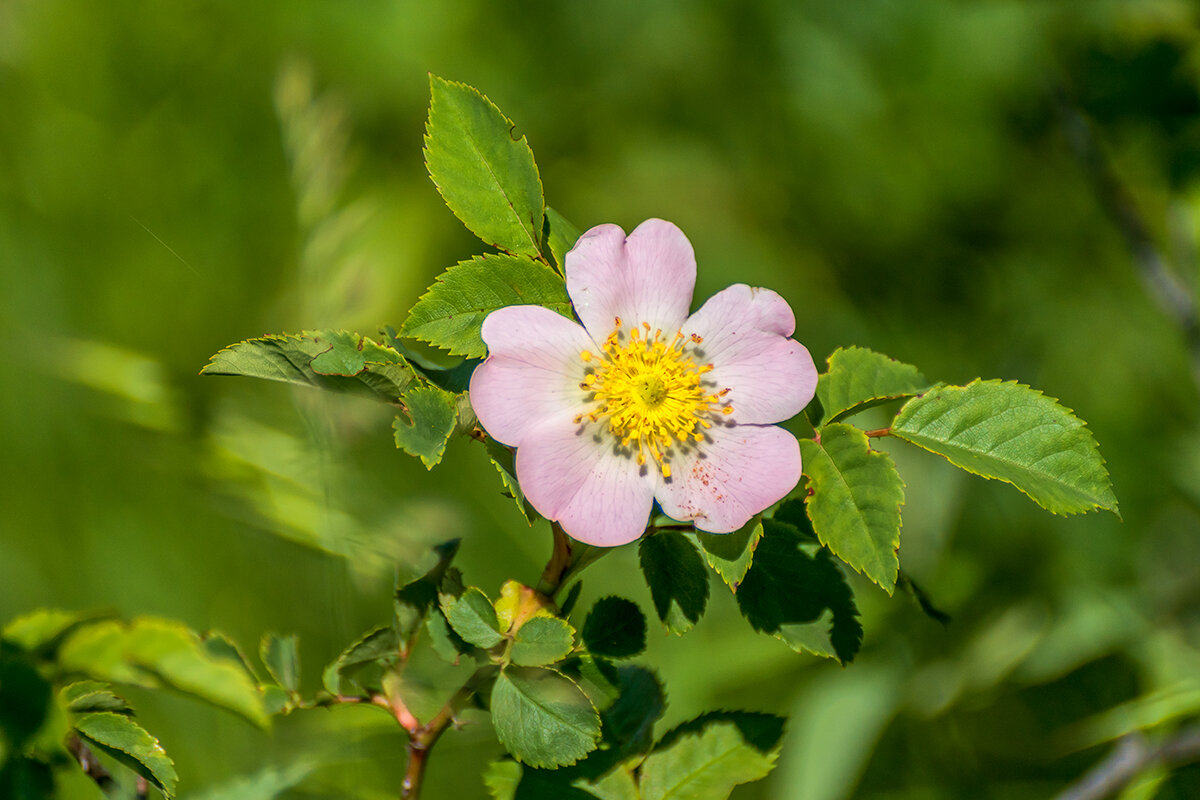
[490,666,601,768]
[640,712,784,800]
[692,517,764,591]
[815,346,930,425]
[891,380,1118,515]
[201,330,419,403]
[639,531,709,635]
[73,711,178,798]
[800,423,904,593]
[259,633,299,693]
[399,255,571,359]
[511,617,576,667]
[58,619,268,727]
[1,609,110,654]
[60,681,131,715]
[393,384,459,468]
[443,587,503,649]
[425,75,544,256]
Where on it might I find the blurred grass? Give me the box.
[3,0,1200,797]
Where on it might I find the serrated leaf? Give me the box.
[800,423,904,593]
[393,384,459,468]
[736,520,862,663]
[486,439,538,524]
[511,617,576,667]
[639,531,709,635]
[491,666,601,768]
[581,597,646,660]
[202,632,260,683]
[395,539,461,645]
[425,75,544,256]
[400,255,570,358]
[891,379,1118,515]
[57,619,268,727]
[73,712,178,797]
[544,208,582,274]
[816,346,930,425]
[443,587,503,649]
[641,713,784,800]
[259,633,299,693]
[321,626,399,696]
[201,330,419,403]
[495,581,556,635]
[60,681,131,715]
[692,516,763,591]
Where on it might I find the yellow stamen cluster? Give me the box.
[574,319,733,477]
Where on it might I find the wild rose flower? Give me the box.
[469,219,818,546]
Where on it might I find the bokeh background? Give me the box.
[3,1,1200,797]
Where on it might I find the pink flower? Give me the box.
[469,219,818,547]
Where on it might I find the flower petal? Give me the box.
[516,415,657,546]
[656,423,802,533]
[566,219,696,341]
[685,284,817,424]
[470,305,594,447]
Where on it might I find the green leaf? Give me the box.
[393,385,459,468]
[395,539,461,645]
[0,609,111,653]
[544,208,582,274]
[639,531,710,635]
[486,439,538,524]
[597,665,666,760]
[800,423,905,593]
[73,711,178,797]
[202,632,262,685]
[640,712,784,800]
[483,760,522,800]
[443,587,504,649]
[399,255,570,359]
[60,681,132,715]
[891,379,1119,515]
[259,633,299,693]
[736,520,863,664]
[425,611,472,665]
[425,75,544,257]
[490,666,601,768]
[321,626,399,696]
[815,346,930,425]
[691,516,764,591]
[201,330,419,403]
[581,597,646,660]
[57,619,268,727]
[511,617,576,667]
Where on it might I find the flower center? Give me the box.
[575,318,733,477]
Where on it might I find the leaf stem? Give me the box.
[864,427,892,438]
[535,521,611,600]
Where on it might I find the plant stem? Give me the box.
[399,679,480,799]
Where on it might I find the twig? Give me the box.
[1053,86,1200,392]
[400,678,481,799]
[1053,725,1200,800]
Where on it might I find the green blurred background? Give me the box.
[3,0,1200,797]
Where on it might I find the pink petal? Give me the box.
[516,415,658,546]
[469,305,595,447]
[655,424,802,533]
[566,219,697,342]
[685,284,817,424]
